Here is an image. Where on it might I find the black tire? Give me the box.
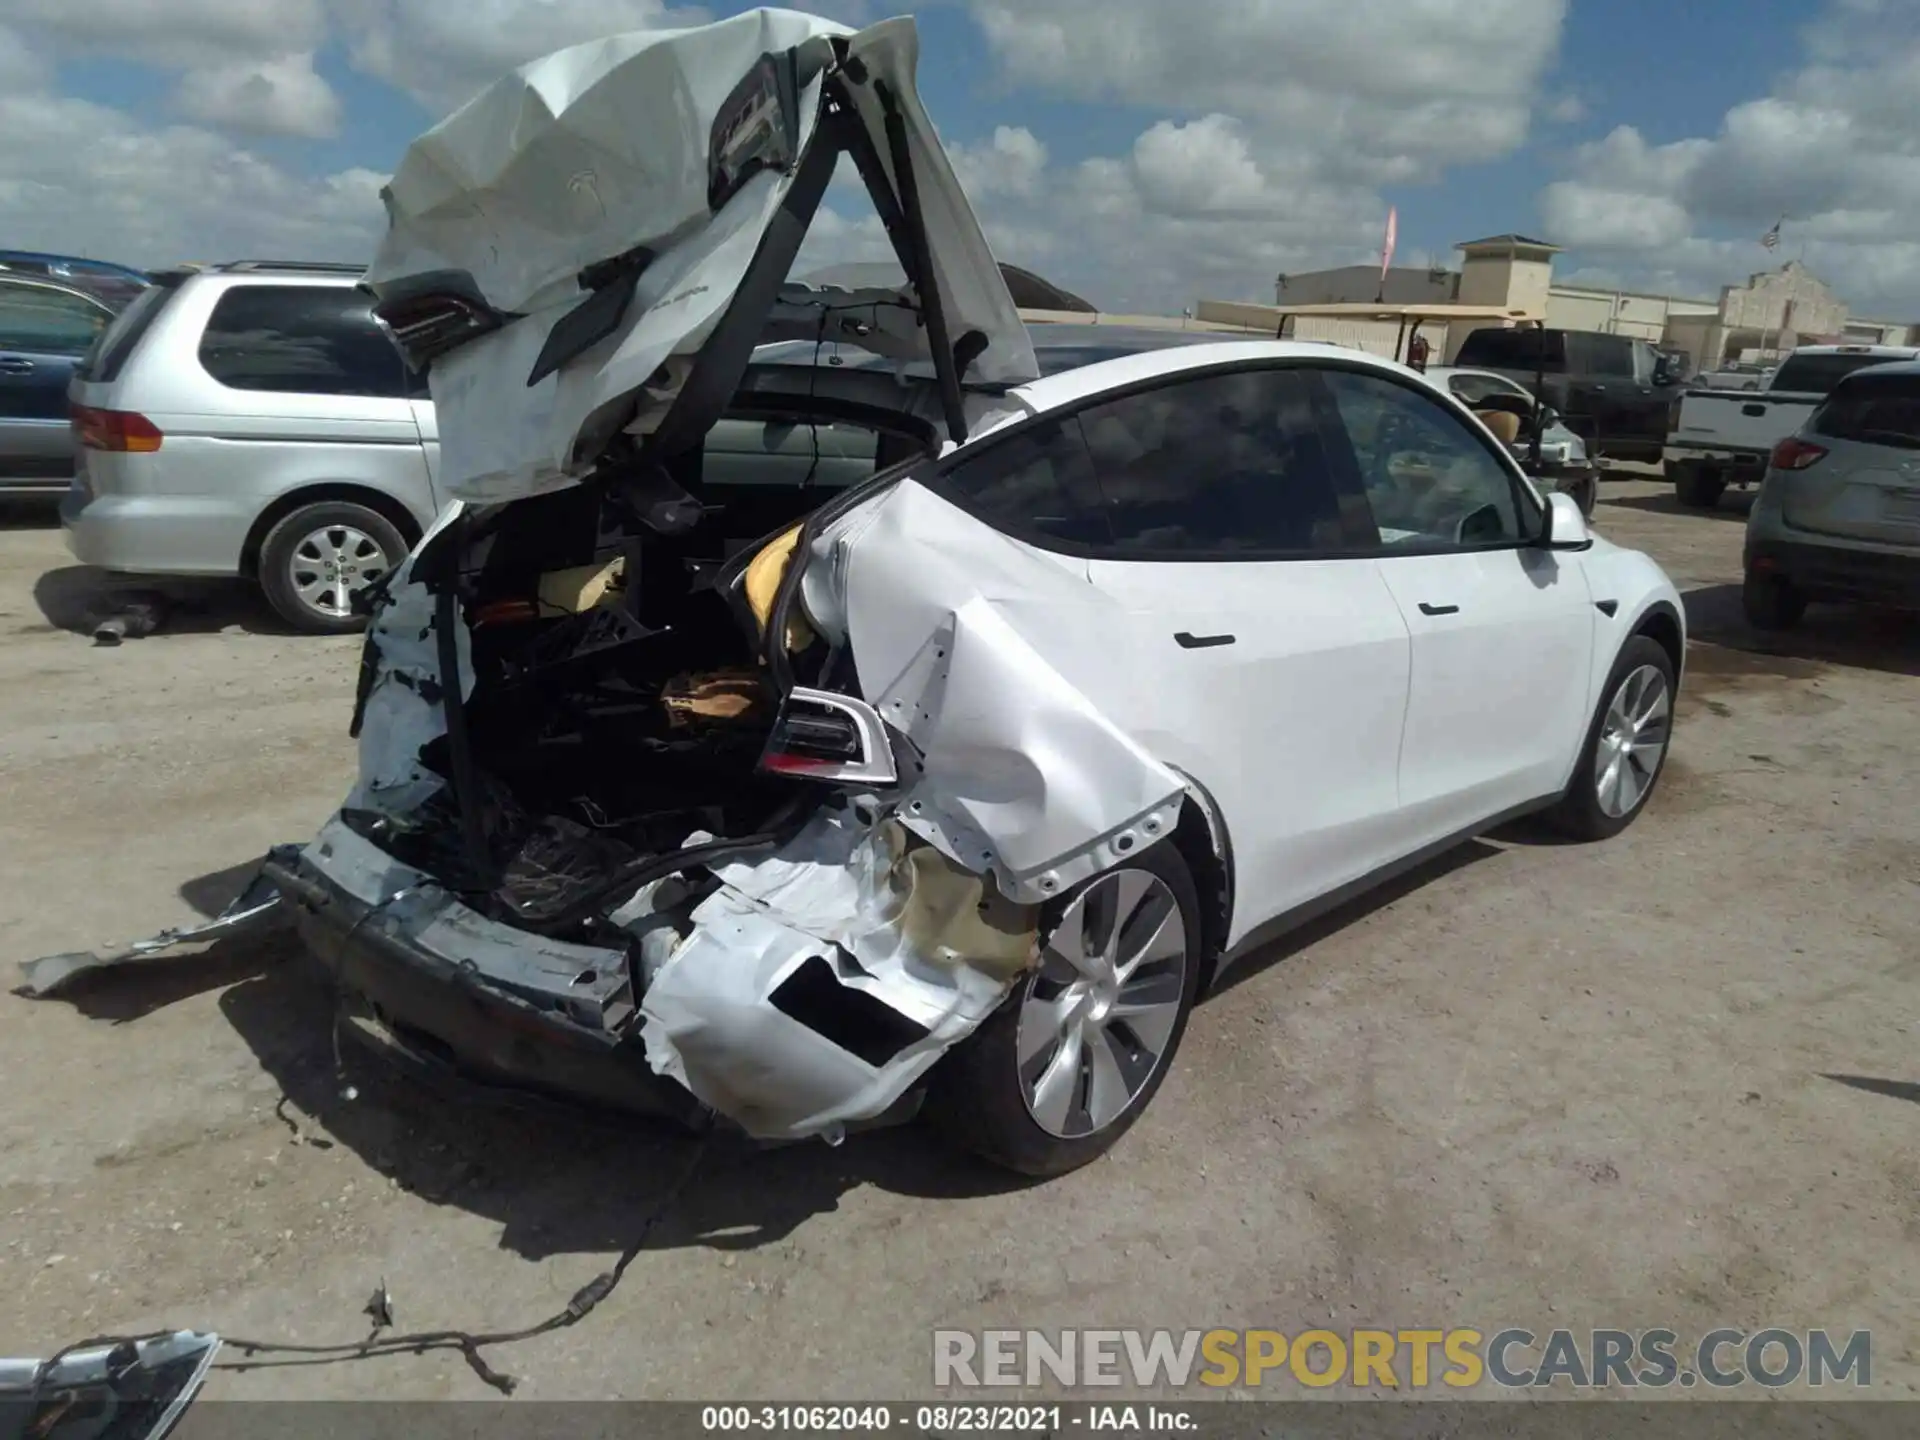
[1572,475,1598,520]
[924,841,1205,1178]
[1671,463,1725,509]
[258,500,408,634]
[1545,634,1677,842]
[1743,569,1806,631]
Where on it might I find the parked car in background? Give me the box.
[1421,365,1601,517]
[1744,361,1920,629]
[1451,325,1683,463]
[0,251,150,308]
[0,271,129,494]
[62,261,444,633]
[1665,343,1920,508]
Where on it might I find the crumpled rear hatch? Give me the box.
[364,7,1037,501]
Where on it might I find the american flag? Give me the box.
[1761,219,1782,251]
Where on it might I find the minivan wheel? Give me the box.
[1742,569,1806,632]
[259,501,407,634]
[924,841,1204,1178]
[1545,635,1676,842]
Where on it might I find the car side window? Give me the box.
[0,282,109,355]
[702,414,881,490]
[198,285,408,398]
[1318,368,1533,551]
[937,415,1113,547]
[1074,366,1360,555]
[1448,373,1527,408]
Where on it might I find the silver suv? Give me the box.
[1744,360,1920,629]
[62,262,442,633]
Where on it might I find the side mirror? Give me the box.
[1537,404,1560,430]
[1539,491,1593,551]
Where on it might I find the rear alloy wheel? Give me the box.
[1742,569,1806,632]
[1545,635,1676,841]
[259,501,408,634]
[925,841,1203,1177]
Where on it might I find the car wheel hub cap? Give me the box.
[1015,868,1189,1141]
[291,525,389,619]
[1594,662,1671,819]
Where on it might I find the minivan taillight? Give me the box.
[1770,436,1828,471]
[72,405,163,453]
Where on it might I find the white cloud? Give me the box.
[0,89,383,269]
[949,126,1049,200]
[9,0,327,69]
[172,52,343,138]
[971,0,1564,168]
[331,0,709,114]
[1537,0,1920,316]
[954,0,1570,310]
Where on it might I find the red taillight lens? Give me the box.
[72,404,163,453]
[1770,436,1827,471]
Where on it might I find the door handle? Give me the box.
[1174,631,1235,649]
[1741,404,1766,416]
[1418,602,1460,617]
[0,357,35,374]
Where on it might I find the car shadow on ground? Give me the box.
[32,563,301,639]
[221,955,1038,1259]
[1684,582,1920,679]
[1600,489,1755,522]
[36,863,1040,1264]
[1823,1074,1920,1106]
[1204,838,1503,999]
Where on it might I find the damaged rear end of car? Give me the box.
[275,8,1192,1160]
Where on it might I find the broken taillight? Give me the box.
[72,405,163,453]
[760,688,898,787]
[1770,436,1828,471]
[373,292,504,372]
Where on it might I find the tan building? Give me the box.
[1208,243,1914,375]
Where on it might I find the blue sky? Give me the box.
[6,0,1918,317]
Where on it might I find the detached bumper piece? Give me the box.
[16,847,298,999]
[1747,539,1920,608]
[264,850,706,1127]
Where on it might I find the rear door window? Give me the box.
[1771,353,1903,395]
[1456,328,1566,373]
[1447,372,1530,407]
[935,414,1113,548]
[1073,366,1362,556]
[198,285,408,398]
[1813,373,1920,451]
[0,282,111,355]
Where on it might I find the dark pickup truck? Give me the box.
[1452,326,1684,463]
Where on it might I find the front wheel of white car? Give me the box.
[926,842,1204,1178]
[1545,635,1677,841]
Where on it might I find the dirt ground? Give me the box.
[1,473,1917,1401]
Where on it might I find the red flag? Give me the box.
[1380,206,1398,283]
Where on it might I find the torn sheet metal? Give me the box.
[365,10,1035,499]
[16,847,297,999]
[637,806,1036,1139]
[823,480,1187,904]
[346,504,473,819]
[0,1331,219,1440]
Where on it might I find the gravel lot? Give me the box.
[2,473,1917,1400]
